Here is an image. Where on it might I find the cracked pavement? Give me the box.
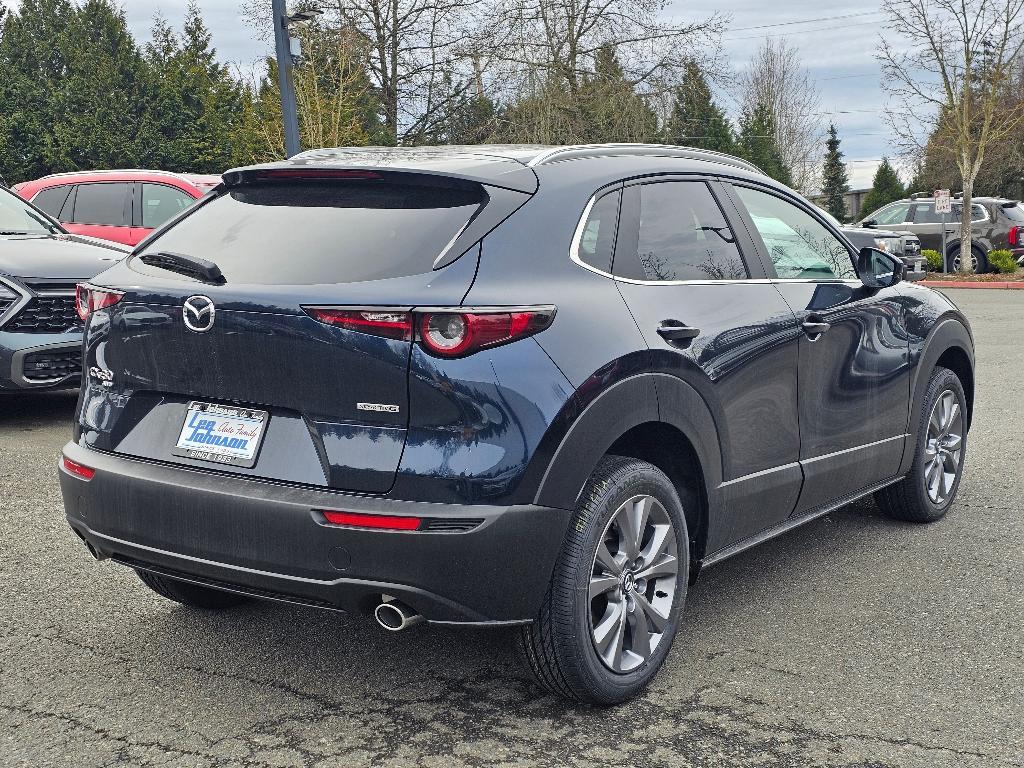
[2,289,1022,767]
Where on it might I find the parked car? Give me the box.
[60,144,975,704]
[13,170,220,247]
[859,194,1024,272]
[0,186,126,392]
[818,208,925,281]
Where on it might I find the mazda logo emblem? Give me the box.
[183,295,216,332]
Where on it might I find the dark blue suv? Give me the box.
[60,145,975,704]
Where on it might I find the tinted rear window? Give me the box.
[1002,204,1024,223]
[133,180,484,284]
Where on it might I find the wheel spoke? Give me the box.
[629,605,652,660]
[614,498,644,561]
[589,574,620,601]
[929,406,943,437]
[594,541,623,576]
[926,459,942,499]
[607,603,628,671]
[636,552,678,581]
[939,466,952,499]
[633,592,670,633]
[943,433,962,452]
[593,602,623,657]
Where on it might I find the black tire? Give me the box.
[874,366,967,523]
[519,455,689,705]
[949,244,989,274]
[136,569,249,609]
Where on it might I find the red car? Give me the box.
[13,170,221,247]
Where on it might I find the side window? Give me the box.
[142,184,197,229]
[574,189,620,273]
[735,185,857,281]
[952,203,987,222]
[614,181,748,282]
[911,203,943,224]
[32,185,72,218]
[72,183,129,226]
[873,202,911,225]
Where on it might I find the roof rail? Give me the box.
[33,169,186,181]
[526,143,764,175]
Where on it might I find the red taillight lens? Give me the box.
[304,308,413,341]
[1009,226,1019,247]
[76,283,124,322]
[417,308,555,358]
[62,456,95,480]
[319,510,421,530]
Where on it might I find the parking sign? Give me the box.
[935,189,952,215]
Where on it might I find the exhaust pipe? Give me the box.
[374,598,424,631]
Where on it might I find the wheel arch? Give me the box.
[532,373,722,570]
[899,316,975,475]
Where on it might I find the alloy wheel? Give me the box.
[951,252,979,272]
[589,494,679,673]
[924,390,964,505]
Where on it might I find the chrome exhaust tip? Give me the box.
[374,598,424,631]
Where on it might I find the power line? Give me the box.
[727,11,882,33]
[724,19,884,42]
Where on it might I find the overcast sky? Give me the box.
[5,0,897,188]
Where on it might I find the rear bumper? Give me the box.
[59,442,571,623]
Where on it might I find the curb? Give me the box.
[924,280,1024,290]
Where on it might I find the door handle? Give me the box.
[657,322,701,342]
[801,320,831,339]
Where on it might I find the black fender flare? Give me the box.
[898,316,975,474]
[533,373,723,513]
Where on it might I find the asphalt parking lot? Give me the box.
[1,288,1022,768]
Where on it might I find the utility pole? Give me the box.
[272,0,302,158]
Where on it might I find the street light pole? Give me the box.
[272,0,301,158]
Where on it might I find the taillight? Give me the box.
[75,283,124,322]
[303,308,413,341]
[303,305,556,357]
[319,510,421,530]
[418,308,556,358]
[1009,226,1019,247]
[62,456,95,480]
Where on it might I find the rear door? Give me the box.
[131,182,200,244]
[610,177,803,549]
[65,182,134,245]
[82,173,491,494]
[729,182,911,515]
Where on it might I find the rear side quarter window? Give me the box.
[31,185,72,218]
[573,188,621,273]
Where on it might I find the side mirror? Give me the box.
[861,219,877,228]
[858,247,904,289]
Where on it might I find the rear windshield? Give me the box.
[1002,204,1024,223]
[131,180,484,284]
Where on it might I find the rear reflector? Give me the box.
[304,308,413,341]
[62,456,95,480]
[319,510,421,530]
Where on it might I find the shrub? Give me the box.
[922,249,943,272]
[988,249,1018,274]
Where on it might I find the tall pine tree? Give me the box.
[820,124,850,221]
[577,44,658,143]
[738,100,792,185]
[664,61,734,154]
[859,158,905,219]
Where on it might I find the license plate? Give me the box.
[173,401,269,468]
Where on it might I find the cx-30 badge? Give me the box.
[183,295,216,332]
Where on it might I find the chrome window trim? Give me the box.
[568,188,789,287]
[0,277,33,330]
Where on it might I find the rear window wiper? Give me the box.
[139,251,225,284]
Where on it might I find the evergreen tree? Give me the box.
[144,3,248,172]
[577,44,658,143]
[859,158,906,219]
[664,61,735,154]
[820,124,850,221]
[738,100,792,185]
